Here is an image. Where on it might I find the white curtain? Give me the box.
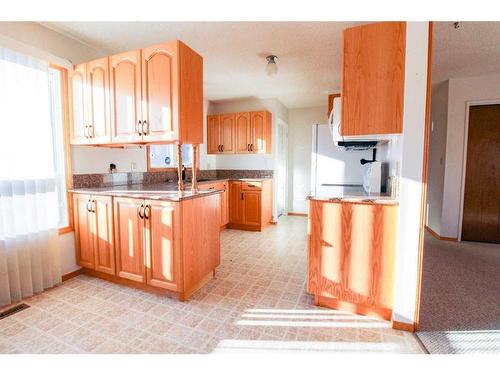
[0,47,62,307]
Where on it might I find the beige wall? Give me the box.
[287,106,327,213]
[426,81,449,234]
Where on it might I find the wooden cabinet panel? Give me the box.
[113,197,145,282]
[242,191,261,226]
[141,42,177,143]
[87,58,111,144]
[341,22,406,136]
[69,64,88,145]
[307,200,398,319]
[73,194,94,268]
[220,113,236,153]
[207,115,220,154]
[220,182,229,226]
[93,196,115,275]
[250,111,271,153]
[229,181,243,224]
[145,200,180,290]
[110,50,143,144]
[235,112,251,153]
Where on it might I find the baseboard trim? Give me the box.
[425,226,458,242]
[392,320,415,332]
[288,212,308,217]
[62,268,83,281]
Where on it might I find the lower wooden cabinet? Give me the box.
[200,181,229,227]
[228,180,273,231]
[113,197,181,290]
[73,192,221,300]
[73,194,115,275]
[307,199,398,320]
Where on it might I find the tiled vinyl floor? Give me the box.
[0,216,422,354]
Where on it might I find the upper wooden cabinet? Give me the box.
[69,40,203,146]
[110,50,143,144]
[341,22,406,136]
[207,110,272,154]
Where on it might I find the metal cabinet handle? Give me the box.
[91,199,96,213]
[250,144,254,151]
[88,124,94,138]
[84,125,89,138]
[221,145,224,152]
[86,199,92,212]
[241,192,244,200]
[138,120,143,136]
[138,204,144,219]
[142,120,148,135]
[144,204,150,220]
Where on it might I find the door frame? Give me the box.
[275,118,289,217]
[457,99,500,241]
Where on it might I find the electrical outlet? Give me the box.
[131,162,136,171]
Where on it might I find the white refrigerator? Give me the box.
[310,124,374,197]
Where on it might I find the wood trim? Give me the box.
[288,212,308,217]
[316,295,392,321]
[425,225,458,242]
[61,268,83,282]
[392,320,415,332]
[51,64,74,234]
[414,22,433,332]
[58,226,74,235]
[327,93,341,117]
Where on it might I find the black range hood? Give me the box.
[336,140,378,151]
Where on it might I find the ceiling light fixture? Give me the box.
[266,55,278,76]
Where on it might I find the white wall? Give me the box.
[287,106,327,213]
[72,146,147,174]
[392,22,430,326]
[426,81,449,234]
[0,22,101,68]
[440,74,500,238]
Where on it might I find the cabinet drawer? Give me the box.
[241,181,262,190]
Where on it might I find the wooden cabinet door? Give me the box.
[141,42,178,143]
[87,58,111,144]
[220,182,229,226]
[114,197,146,282]
[110,50,143,144]
[219,113,236,153]
[73,194,94,268]
[69,64,88,145]
[235,112,251,153]
[342,22,406,136]
[92,196,115,275]
[144,200,180,290]
[229,181,243,224]
[250,111,267,153]
[242,190,261,226]
[207,115,220,154]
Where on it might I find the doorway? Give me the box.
[276,119,289,218]
[461,104,500,243]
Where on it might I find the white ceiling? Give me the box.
[433,21,500,84]
[40,22,500,108]
[40,22,358,109]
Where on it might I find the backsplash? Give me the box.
[73,170,273,188]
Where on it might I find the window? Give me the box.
[0,47,69,231]
[148,144,193,170]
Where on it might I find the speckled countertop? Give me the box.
[307,185,398,205]
[69,177,272,202]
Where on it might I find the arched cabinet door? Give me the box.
[141,42,178,143]
[69,64,88,145]
[87,58,111,144]
[110,50,143,144]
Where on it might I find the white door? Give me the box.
[276,120,288,217]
